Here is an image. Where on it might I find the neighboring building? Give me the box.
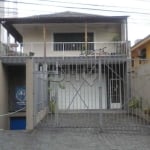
[0,0,18,56]
[131,35,150,68]
[131,35,150,117]
[0,11,130,130]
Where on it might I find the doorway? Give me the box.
[110,79,122,109]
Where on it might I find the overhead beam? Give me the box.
[2,23,23,43]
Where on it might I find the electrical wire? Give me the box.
[0,0,150,25]
[1,0,150,16]
[0,107,26,117]
[27,0,150,12]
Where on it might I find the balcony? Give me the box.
[0,41,129,58]
[132,59,150,68]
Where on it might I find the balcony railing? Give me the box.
[132,59,150,68]
[0,41,129,57]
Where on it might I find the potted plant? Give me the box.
[144,107,150,116]
[112,35,121,54]
[128,97,142,115]
[49,96,56,114]
[48,82,65,114]
[128,97,140,109]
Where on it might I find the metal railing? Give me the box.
[0,41,129,57]
[34,59,149,134]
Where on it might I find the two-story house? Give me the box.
[0,11,130,130]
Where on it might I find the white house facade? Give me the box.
[0,11,130,130]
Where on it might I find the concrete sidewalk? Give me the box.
[0,128,150,150]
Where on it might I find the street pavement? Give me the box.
[0,128,150,150]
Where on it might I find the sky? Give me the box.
[5,0,150,45]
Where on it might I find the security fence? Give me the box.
[32,57,149,134]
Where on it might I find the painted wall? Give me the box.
[26,58,34,130]
[26,59,48,130]
[15,23,122,57]
[131,63,150,109]
[0,61,8,129]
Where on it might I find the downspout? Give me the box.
[84,23,88,55]
[125,18,130,57]
[7,31,10,53]
[43,24,46,58]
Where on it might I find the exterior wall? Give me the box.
[33,64,49,128]
[26,58,34,130]
[26,62,48,130]
[146,42,150,58]
[0,61,8,129]
[15,23,121,57]
[131,63,150,109]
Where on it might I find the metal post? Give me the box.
[84,23,88,55]
[43,24,46,58]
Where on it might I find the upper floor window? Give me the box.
[53,33,94,51]
[138,48,146,59]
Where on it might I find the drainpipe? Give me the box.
[84,23,88,55]
[125,18,129,57]
[43,24,46,58]
[7,31,10,54]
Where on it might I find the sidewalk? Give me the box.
[0,128,150,150]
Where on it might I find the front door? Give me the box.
[110,79,121,109]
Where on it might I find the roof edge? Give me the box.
[131,35,150,51]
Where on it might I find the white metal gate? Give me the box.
[34,58,150,134]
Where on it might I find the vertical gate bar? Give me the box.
[119,59,121,131]
[68,61,70,128]
[95,59,97,128]
[119,59,122,131]
[79,63,81,119]
[83,63,86,127]
[90,58,92,127]
[62,63,67,110]
[99,59,103,128]
[117,59,120,131]
[114,59,117,130]
[106,59,109,129]
[75,61,78,128]
[103,58,106,126]
[126,60,131,132]
[123,60,126,130]
[113,59,116,131]
[103,59,105,110]
[85,59,87,127]
[55,63,59,127]
[94,59,97,113]
[126,60,134,131]
[121,59,124,131]
[71,60,74,127]
[112,59,114,130]
[122,60,125,132]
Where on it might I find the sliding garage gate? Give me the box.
[33,58,150,134]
